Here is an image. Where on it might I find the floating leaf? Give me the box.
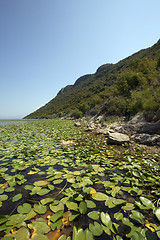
[155,208,160,221]
[34,203,47,214]
[88,211,100,220]
[131,231,146,240]
[40,198,54,205]
[92,192,109,201]
[66,201,78,211]
[140,196,154,209]
[50,210,64,223]
[53,179,63,184]
[12,227,30,240]
[31,233,50,240]
[33,180,49,187]
[79,201,87,215]
[37,188,50,196]
[12,193,22,202]
[100,212,112,228]
[84,228,94,240]
[114,212,123,220]
[112,198,126,206]
[17,203,32,214]
[50,202,64,212]
[69,211,80,221]
[130,210,145,224]
[122,203,135,211]
[85,200,96,208]
[29,220,50,234]
[89,221,103,236]
[24,209,37,221]
[0,194,8,201]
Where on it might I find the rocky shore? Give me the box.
[74,113,160,147]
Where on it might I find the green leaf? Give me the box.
[66,201,78,211]
[40,198,54,205]
[85,228,94,240]
[12,194,22,202]
[131,231,146,240]
[50,210,64,223]
[24,209,37,221]
[122,203,135,210]
[79,201,87,215]
[130,210,145,224]
[88,211,100,220]
[17,203,32,214]
[114,212,123,220]
[85,200,96,208]
[58,235,67,240]
[50,202,64,213]
[31,233,50,240]
[89,222,103,236]
[112,198,126,206]
[155,208,160,221]
[100,212,112,228]
[92,192,109,201]
[34,203,47,214]
[69,211,80,221]
[37,188,50,196]
[33,180,48,187]
[0,194,8,201]
[12,227,30,240]
[140,196,154,209]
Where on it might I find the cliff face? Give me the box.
[24,39,160,119]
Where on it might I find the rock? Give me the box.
[74,122,81,127]
[137,120,160,135]
[107,132,130,145]
[132,133,160,146]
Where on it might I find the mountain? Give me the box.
[24,40,160,120]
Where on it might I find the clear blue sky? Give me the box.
[0,0,160,119]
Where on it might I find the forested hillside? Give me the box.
[25,40,160,119]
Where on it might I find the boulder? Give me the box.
[131,133,160,146]
[107,132,130,145]
[74,122,81,127]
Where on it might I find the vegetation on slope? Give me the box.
[25,40,160,120]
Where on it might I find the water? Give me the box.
[0,119,38,126]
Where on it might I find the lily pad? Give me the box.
[17,203,32,214]
[89,221,103,236]
[79,201,87,215]
[50,202,64,212]
[29,221,50,234]
[12,193,22,202]
[66,201,78,211]
[155,208,160,221]
[31,233,50,240]
[88,211,100,220]
[92,192,109,201]
[12,227,30,240]
[100,212,112,228]
[50,210,64,223]
[34,203,47,214]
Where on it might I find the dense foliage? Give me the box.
[25,40,160,119]
[0,119,160,239]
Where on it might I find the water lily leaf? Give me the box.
[6,214,26,226]
[131,231,146,240]
[53,179,63,184]
[33,180,49,187]
[29,220,50,234]
[24,209,37,221]
[92,192,109,201]
[24,185,34,191]
[122,203,135,211]
[79,201,87,215]
[85,200,96,208]
[58,235,67,240]
[31,233,50,240]
[89,221,103,236]
[101,224,111,235]
[37,188,50,196]
[88,211,100,220]
[50,202,64,212]
[0,194,8,201]
[84,228,94,240]
[75,228,85,240]
[50,210,64,223]
[40,198,54,205]
[51,219,63,230]
[12,226,30,240]
[155,208,160,221]
[66,201,78,211]
[114,212,123,220]
[34,203,47,214]
[17,203,32,214]
[69,211,80,221]
[100,212,112,228]
[140,196,154,209]
[48,184,55,190]
[1,236,14,240]
[130,210,145,224]
[12,193,22,202]
[0,215,7,225]
[112,199,126,206]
